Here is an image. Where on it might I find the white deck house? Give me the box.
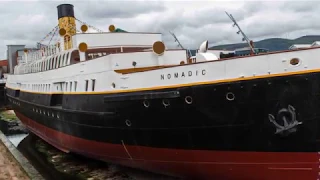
[288,44,311,50]
[311,41,320,47]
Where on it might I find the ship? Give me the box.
[5,3,320,180]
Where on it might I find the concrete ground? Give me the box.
[0,140,29,180]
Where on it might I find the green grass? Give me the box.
[0,111,18,122]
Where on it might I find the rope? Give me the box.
[54,35,60,44]
[75,18,103,33]
[48,26,58,45]
[38,25,59,44]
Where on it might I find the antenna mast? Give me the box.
[225,11,254,54]
[169,31,192,58]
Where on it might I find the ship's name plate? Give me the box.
[160,69,206,80]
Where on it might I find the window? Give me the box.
[91,79,96,91]
[53,56,57,69]
[57,55,61,68]
[62,54,66,66]
[66,53,70,66]
[70,82,72,92]
[85,80,88,91]
[65,82,68,92]
[74,81,77,92]
[49,58,52,69]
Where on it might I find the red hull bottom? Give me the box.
[15,112,319,180]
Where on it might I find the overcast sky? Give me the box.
[1,0,319,59]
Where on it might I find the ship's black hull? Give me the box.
[0,82,8,109]
[6,72,320,179]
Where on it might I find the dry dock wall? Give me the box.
[0,130,43,180]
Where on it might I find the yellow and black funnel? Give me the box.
[57,4,76,50]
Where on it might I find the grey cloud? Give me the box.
[81,1,166,19]
[147,8,249,33]
[245,9,320,39]
[1,0,320,60]
[154,1,320,49]
[0,0,167,58]
[134,2,255,49]
[281,1,320,13]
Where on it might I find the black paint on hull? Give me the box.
[6,72,320,152]
[0,82,8,108]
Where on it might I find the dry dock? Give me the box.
[0,130,42,180]
[0,110,179,180]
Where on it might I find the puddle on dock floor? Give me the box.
[7,133,28,147]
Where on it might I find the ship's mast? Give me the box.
[169,31,192,58]
[169,31,185,49]
[225,11,255,54]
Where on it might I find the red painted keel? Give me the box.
[15,111,319,180]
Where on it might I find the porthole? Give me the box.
[185,96,193,104]
[143,100,150,108]
[226,92,235,101]
[125,119,132,127]
[290,58,300,65]
[162,99,170,107]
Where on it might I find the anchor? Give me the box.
[268,105,302,135]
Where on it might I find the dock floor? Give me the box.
[0,139,29,180]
